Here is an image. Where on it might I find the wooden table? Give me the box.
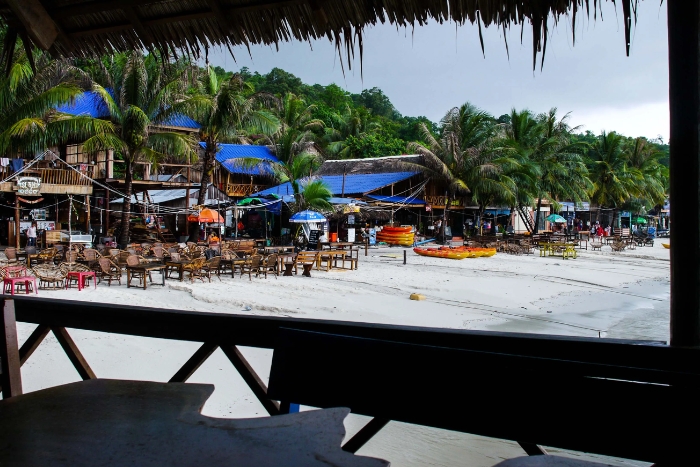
[220,258,246,278]
[263,245,294,255]
[318,250,347,271]
[0,379,388,467]
[540,242,578,259]
[165,259,193,282]
[127,263,166,289]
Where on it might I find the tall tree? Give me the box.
[83,52,199,246]
[587,131,637,228]
[194,67,279,207]
[0,45,114,157]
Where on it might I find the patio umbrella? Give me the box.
[187,208,224,223]
[289,210,327,223]
[635,217,648,224]
[545,214,567,223]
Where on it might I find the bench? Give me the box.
[293,252,319,277]
[267,328,699,464]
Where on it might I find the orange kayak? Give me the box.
[414,247,496,259]
[382,226,413,234]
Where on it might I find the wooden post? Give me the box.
[668,0,700,347]
[14,194,20,249]
[85,195,90,233]
[365,237,368,256]
[403,249,406,265]
[105,189,110,235]
[0,299,23,398]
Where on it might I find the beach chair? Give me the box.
[261,254,279,279]
[202,256,221,282]
[182,257,206,283]
[240,255,263,281]
[97,257,122,286]
[590,238,603,251]
[32,264,67,290]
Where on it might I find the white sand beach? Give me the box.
[16,242,670,467]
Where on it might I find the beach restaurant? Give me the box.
[0,1,697,466]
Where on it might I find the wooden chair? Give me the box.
[182,257,206,283]
[590,238,603,251]
[4,247,17,263]
[97,257,122,286]
[81,248,101,270]
[241,255,263,281]
[152,246,165,260]
[37,247,58,265]
[261,254,279,279]
[126,255,150,285]
[202,256,221,282]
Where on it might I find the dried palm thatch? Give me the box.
[318,155,425,176]
[0,1,643,72]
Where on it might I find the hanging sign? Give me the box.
[17,176,41,196]
[425,205,432,212]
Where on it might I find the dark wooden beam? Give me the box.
[169,342,218,383]
[19,324,50,365]
[220,345,280,416]
[667,0,700,347]
[51,327,96,380]
[6,0,59,50]
[341,418,390,453]
[0,299,22,398]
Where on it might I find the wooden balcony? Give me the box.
[226,183,270,197]
[1,296,698,465]
[0,165,95,195]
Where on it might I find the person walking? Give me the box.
[26,222,37,247]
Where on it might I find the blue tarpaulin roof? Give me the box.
[367,194,424,205]
[57,91,201,129]
[254,172,417,197]
[208,143,280,175]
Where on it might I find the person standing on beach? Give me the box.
[26,222,37,247]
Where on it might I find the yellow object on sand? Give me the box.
[410,293,426,301]
[662,243,670,249]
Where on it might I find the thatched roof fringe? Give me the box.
[0,1,643,72]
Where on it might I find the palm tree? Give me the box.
[587,131,637,228]
[0,44,115,157]
[409,103,519,236]
[270,92,324,166]
[506,109,591,233]
[82,52,199,246]
[194,67,279,206]
[626,137,668,208]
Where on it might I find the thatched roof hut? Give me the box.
[0,1,640,71]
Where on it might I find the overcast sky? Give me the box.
[208,1,669,141]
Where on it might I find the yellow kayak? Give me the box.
[662,243,670,249]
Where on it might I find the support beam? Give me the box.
[169,342,218,383]
[341,418,390,453]
[19,324,50,365]
[6,0,59,50]
[0,299,22,398]
[14,195,20,249]
[51,327,96,380]
[221,345,280,416]
[668,0,700,347]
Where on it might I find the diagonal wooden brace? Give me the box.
[342,417,390,453]
[221,345,280,416]
[0,299,22,398]
[169,342,218,383]
[51,327,96,380]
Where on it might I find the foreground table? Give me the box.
[0,379,388,467]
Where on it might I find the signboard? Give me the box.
[17,176,41,196]
[347,214,355,225]
[425,205,432,212]
[31,209,47,220]
[308,230,321,246]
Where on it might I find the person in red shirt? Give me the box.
[596,225,604,237]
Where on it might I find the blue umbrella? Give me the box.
[289,210,327,223]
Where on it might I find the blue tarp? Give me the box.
[254,172,418,197]
[57,91,201,129]
[208,143,280,176]
[366,194,424,205]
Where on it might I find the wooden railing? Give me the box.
[0,166,95,186]
[225,183,270,197]
[1,296,698,464]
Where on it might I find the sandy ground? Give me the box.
[15,241,670,467]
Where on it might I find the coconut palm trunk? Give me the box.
[533,196,543,234]
[197,139,217,206]
[119,156,134,247]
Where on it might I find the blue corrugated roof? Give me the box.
[57,91,201,129]
[254,172,418,197]
[209,143,280,175]
[367,194,424,205]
